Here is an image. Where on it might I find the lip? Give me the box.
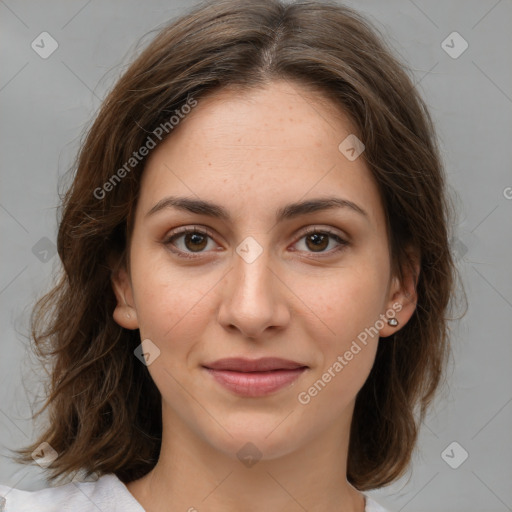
[203,357,307,372]
[202,357,309,397]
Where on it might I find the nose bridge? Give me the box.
[232,238,276,312]
[217,236,288,338]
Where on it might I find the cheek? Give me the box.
[129,249,228,367]
[296,344,377,428]
[295,259,388,403]
[304,262,390,345]
[295,275,383,417]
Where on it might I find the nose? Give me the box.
[216,242,291,340]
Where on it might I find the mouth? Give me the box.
[202,357,309,397]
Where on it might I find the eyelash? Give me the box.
[162,225,349,260]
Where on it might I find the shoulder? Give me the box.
[0,473,145,512]
[365,494,393,512]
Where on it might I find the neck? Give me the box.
[127,402,365,512]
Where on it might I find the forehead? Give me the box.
[164,80,356,155]
[138,80,384,228]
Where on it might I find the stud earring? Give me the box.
[387,318,399,327]
[125,312,131,319]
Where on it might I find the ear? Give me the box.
[111,266,139,330]
[379,247,420,338]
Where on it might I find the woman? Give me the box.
[0,0,456,510]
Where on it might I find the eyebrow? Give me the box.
[145,195,368,223]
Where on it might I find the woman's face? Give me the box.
[113,80,414,461]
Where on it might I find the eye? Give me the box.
[163,226,349,260]
[292,227,349,256]
[163,227,218,259]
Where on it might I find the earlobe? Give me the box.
[379,250,420,338]
[111,267,139,330]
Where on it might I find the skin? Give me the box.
[112,79,418,512]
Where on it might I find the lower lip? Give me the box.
[203,367,307,397]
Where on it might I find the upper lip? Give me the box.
[202,357,308,372]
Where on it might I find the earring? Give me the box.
[387,318,399,327]
[125,312,131,319]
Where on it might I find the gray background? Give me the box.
[1,1,511,511]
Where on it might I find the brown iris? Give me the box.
[305,232,329,252]
[184,232,208,252]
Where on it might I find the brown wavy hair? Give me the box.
[13,0,459,491]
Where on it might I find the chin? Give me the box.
[198,416,306,464]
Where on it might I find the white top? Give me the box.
[0,473,391,511]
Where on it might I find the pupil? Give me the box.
[186,232,207,251]
[307,233,328,251]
